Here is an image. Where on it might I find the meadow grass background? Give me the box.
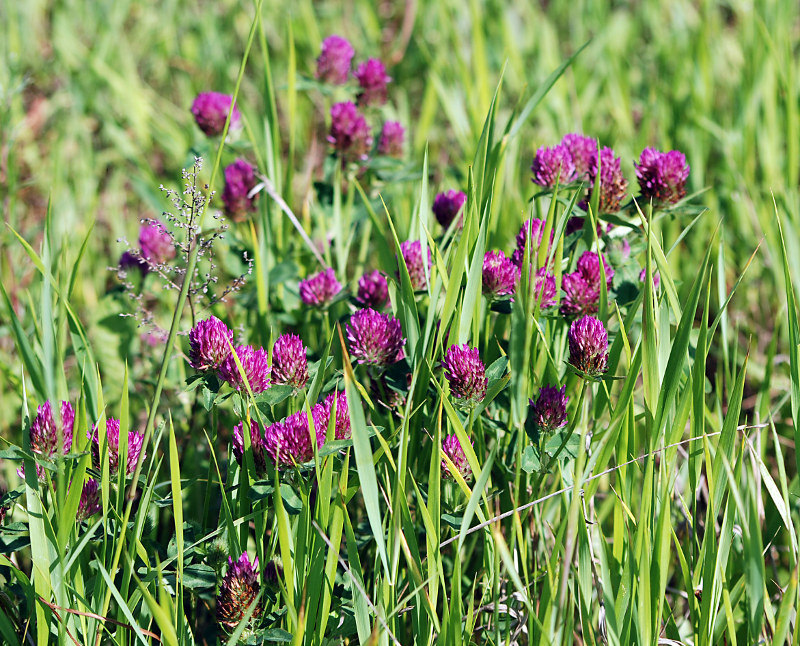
[1,0,800,644]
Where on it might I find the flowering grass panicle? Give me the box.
[328,102,372,162]
[232,419,268,477]
[216,553,263,631]
[313,391,351,440]
[531,144,577,187]
[560,133,597,179]
[76,479,101,521]
[354,58,391,106]
[263,410,320,467]
[441,433,472,480]
[218,345,271,393]
[432,189,467,229]
[346,308,406,367]
[568,315,609,377]
[222,159,259,220]
[139,220,176,267]
[299,268,342,307]
[587,146,628,213]
[270,334,309,389]
[355,270,389,309]
[90,418,146,476]
[191,92,240,137]
[635,147,690,206]
[377,121,405,157]
[315,35,354,84]
[442,344,488,408]
[189,316,233,372]
[530,385,569,433]
[482,250,519,298]
[399,240,432,291]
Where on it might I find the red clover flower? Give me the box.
[216,553,263,631]
[76,479,101,521]
[587,146,628,213]
[270,334,309,389]
[441,433,472,480]
[312,391,351,441]
[529,385,569,433]
[299,268,342,307]
[531,144,577,187]
[232,419,268,477]
[191,92,241,137]
[399,240,432,291]
[560,134,597,180]
[355,270,389,309]
[328,102,372,162]
[482,250,519,299]
[346,308,406,367]
[354,58,391,106]
[432,190,467,230]
[139,220,176,267]
[89,418,146,476]
[315,35,354,85]
[189,316,233,372]
[218,345,271,393]
[568,316,609,377]
[442,344,487,408]
[263,410,321,467]
[377,121,405,157]
[222,159,259,221]
[635,147,690,206]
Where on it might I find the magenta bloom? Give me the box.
[191,92,241,137]
[531,144,577,187]
[347,308,405,367]
[263,410,321,467]
[356,270,389,309]
[377,121,405,157]
[635,147,690,206]
[442,345,487,408]
[441,434,472,480]
[529,385,568,433]
[534,267,558,308]
[271,334,309,389]
[216,553,263,631]
[560,273,600,317]
[29,400,75,461]
[568,316,609,377]
[89,418,145,476]
[76,479,101,521]
[512,218,550,268]
[139,220,175,266]
[189,316,233,372]
[232,419,268,477]
[299,268,342,307]
[586,146,628,213]
[328,102,372,162]
[222,159,259,220]
[576,251,614,288]
[312,391,351,440]
[399,240,432,291]
[432,190,467,229]
[316,35,354,85]
[639,267,661,289]
[218,345,271,393]
[561,134,598,180]
[354,58,391,106]
[482,250,518,299]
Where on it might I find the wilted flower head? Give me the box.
[635,147,690,206]
[356,270,389,309]
[587,146,628,213]
[216,553,263,631]
[139,220,175,266]
[377,121,405,157]
[222,159,259,221]
[561,134,598,180]
[313,391,351,440]
[189,316,233,372]
[354,58,391,106]
[299,268,342,307]
[568,316,609,377]
[232,419,268,477]
[263,410,320,467]
[315,35,354,85]
[432,190,467,230]
[441,434,472,480]
[271,334,309,389]
[191,92,241,137]
[531,144,577,187]
[442,345,487,408]
[328,102,372,162]
[218,345,271,393]
[560,273,600,317]
[482,250,519,299]
[529,385,569,433]
[639,267,661,289]
[347,308,406,367]
[29,400,75,460]
[76,479,101,521]
[89,418,145,476]
[399,240,432,291]
[576,251,614,288]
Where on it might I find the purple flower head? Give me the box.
[189,316,233,372]
[89,418,145,476]
[191,92,241,137]
[316,35,354,85]
[568,316,609,377]
[347,308,406,367]
[639,267,661,289]
[313,391,351,441]
[529,385,569,434]
[560,272,600,318]
[378,121,405,157]
[635,147,690,206]
[512,218,551,269]
[222,159,259,221]
[118,250,147,276]
[76,479,101,521]
[232,419,268,477]
[354,58,391,106]
[442,344,487,408]
[29,400,75,460]
[216,553,263,631]
[534,267,558,308]
[263,410,320,467]
[432,190,467,230]
[587,146,628,213]
[271,334,309,389]
[561,134,598,180]
[399,240,432,291]
[356,270,389,309]
[328,102,372,162]
[218,345,271,393]
[441,434,472,480]
[531,144,577,188]
[139,220,175,266]
[263,561,283,587]
[482,250,519,299]
[565,216,603,238]
[576,251,614,288]
[299,268,342,307]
